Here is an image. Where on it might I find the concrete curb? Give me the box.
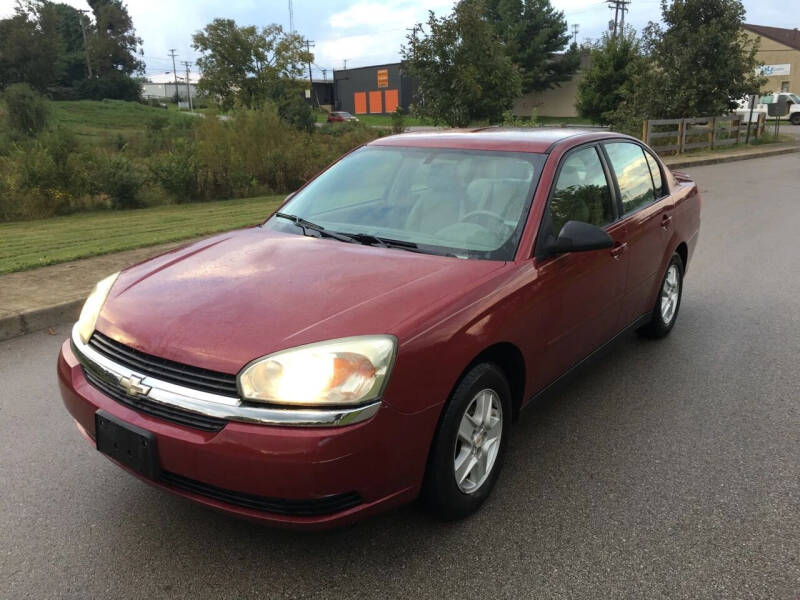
[0,299,83,342]
[664,145,800,169]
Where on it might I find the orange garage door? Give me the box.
[353,92,367,114]
[384,89,399,113]
[369,90,383,113]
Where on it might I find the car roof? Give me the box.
[369,127,630,154]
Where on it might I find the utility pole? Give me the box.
[606,0,630,37]
[288,0,295,33]
[181,61,193,111]
[168,49,179,101]
[78,10,93,78]
[571,24,579,45]
[322,68,327,81]
[304,39,316,107]
[343,59,348,70]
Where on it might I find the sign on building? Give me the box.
[377,69,389,88]
[758,64,791,76]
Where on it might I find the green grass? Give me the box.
[0,194,284,274]
[50,100,193,141]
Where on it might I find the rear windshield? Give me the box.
[267,146,546,260]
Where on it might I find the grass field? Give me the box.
[51,100,193,141]
[0,195,284,274]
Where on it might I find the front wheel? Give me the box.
[638,253,684,338]
[424,363,511,520]
[790,113,800,126]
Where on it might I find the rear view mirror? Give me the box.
[546,220,613,255]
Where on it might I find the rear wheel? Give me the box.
[638,253,684,338]
[424,363,511,520]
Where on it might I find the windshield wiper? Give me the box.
[343,232,458,257]
[274,213,358,244]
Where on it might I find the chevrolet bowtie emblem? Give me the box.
[119,375,151,397]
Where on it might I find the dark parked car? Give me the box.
[59,129,701,529]
[327,111,359,123]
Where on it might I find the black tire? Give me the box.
[424,362,512,520]
[638,253,684,338]
[790,113,800,126]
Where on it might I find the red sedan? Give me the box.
[58,129,701,529]
[327,111,359,123]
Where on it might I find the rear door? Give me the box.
[602,141,675,325]
[531,144,628,385]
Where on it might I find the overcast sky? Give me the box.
[0,0,793,80]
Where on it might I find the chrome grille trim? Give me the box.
[71,324,382,428]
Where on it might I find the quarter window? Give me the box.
[644,151,664,197]
[604,142,656,215]
[549,147,614,235]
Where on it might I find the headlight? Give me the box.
[238,336,397,407]
[76,272,119,344]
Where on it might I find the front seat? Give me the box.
[405,163,464,236]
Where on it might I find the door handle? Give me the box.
[661,214,673,229]
[610,242,628,259]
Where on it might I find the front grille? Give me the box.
[160,471,363,516]
[82,367,227,432]
[89,331,239,398]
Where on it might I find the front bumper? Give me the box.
[58,337,439,529]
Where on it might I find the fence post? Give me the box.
[678,119,685,154]
[735,116,741,145]
[642,119,648,143]
[710,117,717,150]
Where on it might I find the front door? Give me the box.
[528,145,629,389]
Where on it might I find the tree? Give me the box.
[576,28,645,125]
[402,1,521,127]
[641,0,764,118]
[0,9,61,91]
[480,0,579,94]
[86,0,144,77]
[192,19,312,111]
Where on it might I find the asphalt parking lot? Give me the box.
[1,153,799,599]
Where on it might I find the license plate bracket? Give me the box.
[95,410,159,479]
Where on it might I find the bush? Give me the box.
[96,155,147,209]
[3,83,50,137]
[149,138,198,202]
[391,108,406,134]
[78,73,141,102]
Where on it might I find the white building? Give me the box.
[142,72,201,100]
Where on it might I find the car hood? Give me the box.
[95,227,507,374]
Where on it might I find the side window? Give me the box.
[644,151,664,197]
[549,146,614,235]
[604,142,656,215]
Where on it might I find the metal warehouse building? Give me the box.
[333,63,416,115]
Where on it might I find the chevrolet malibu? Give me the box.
[58,129,701,529]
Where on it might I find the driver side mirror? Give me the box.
[545,220,613,255]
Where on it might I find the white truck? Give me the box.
[736,92,800,125]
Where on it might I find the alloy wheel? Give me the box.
[453,389,503,494]
[660,264,680,324]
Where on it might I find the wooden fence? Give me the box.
[641,114,766,155]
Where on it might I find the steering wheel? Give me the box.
[460,210,507,232]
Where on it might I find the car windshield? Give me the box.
[267,146,545,260]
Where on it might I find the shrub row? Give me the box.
[0,103,379,222]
